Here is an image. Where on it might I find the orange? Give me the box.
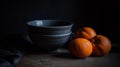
[75,27,97,40]
[69,38,93,58]
[90,35,112,56]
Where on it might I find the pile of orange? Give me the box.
[68,27,112,58]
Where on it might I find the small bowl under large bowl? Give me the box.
[29,32,72,51]
[26,20,73,35]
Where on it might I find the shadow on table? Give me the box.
[52,52,85,59]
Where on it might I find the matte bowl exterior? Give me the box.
[26,20,73,35]
[29,33,72,51]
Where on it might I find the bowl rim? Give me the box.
[26,20,73,28]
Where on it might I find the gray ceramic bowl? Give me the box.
[26,20,73,35]
[29,32,72,51]
[26,20,73,52]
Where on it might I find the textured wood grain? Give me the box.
[15,48,120,67]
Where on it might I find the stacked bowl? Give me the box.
[26,20,73,52]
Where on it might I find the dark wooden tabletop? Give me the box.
[15,44,120,67]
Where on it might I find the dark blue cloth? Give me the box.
[0,49,22,67]
[0,34,30,67]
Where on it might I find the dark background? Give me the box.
[0,0,119,43]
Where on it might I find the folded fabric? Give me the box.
[0,58,12,67]
[0,49,22,67]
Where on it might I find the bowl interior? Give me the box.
[27,20,72,27]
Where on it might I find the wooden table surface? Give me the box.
[1,35,119,67]
[15,44,120,67]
